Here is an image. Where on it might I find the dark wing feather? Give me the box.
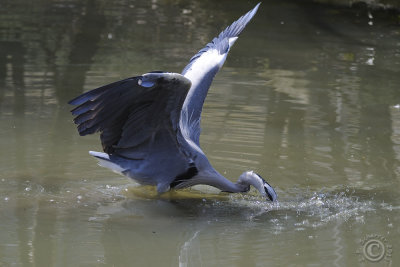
[68,73,191,155]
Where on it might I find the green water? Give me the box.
[0,0,399,266]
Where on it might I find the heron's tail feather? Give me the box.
[89,151,126,175]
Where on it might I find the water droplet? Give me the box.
[366,58,374,65]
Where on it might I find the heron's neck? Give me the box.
[199,171,248,193]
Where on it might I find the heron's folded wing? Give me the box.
[68,72,191,155]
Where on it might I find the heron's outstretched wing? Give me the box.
[68,72,191,157]
[181,3,260,145]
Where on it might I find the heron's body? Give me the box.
[69,3,278,201]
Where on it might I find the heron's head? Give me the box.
[238,171,277,202]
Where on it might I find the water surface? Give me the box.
[0,0,399,266]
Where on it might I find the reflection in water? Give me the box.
[0,0,400,266]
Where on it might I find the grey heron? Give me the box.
[68,3,277,201]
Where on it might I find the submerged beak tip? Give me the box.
[268,194,277,202]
